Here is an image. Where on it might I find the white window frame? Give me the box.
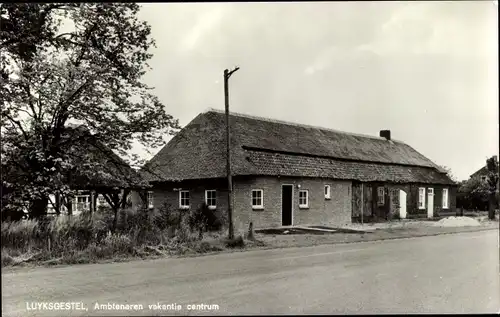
[205,190,217,209]
[74,195,90,213]
[97,195,107,206]
[481,176,487,182]
[377,187,385,206]
[418,187,426,209]
[147,191,154,209]
[179,190,190,209]
[324,185,331,200]
[299,190,309,209]
[442,188,449,209]
[251,189,264,210]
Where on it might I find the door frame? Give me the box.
[399,190,407,219]
[281,184,294,226]
[427,187,434,218]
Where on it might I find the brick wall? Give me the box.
[149,179,229,225]
[405,184,456,217]
[149,177,456,231]
[352,182,457,221]
[233,176,352,231]
[150,176,352,234]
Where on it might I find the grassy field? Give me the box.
[2,210,497,269]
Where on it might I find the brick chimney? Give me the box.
[380,130,391,140]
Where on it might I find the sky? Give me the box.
[134,1,498,181]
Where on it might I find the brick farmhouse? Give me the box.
[141,109,457,232]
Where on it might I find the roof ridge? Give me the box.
[204,108,404,143]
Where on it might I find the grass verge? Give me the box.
[2,220,496,269]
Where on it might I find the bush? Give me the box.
[1,219,42,252]
[1,198,234,267]
[225,235,245,248]
[187,203,226,240]
[1,249,14,266]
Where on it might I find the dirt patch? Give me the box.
[255,225,498,250]
[255,228,333,235]
[433,216,481,228]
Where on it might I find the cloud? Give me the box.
[358,2,496,58]
[180,7,228,52]
[134,2,497,180]
[304,47,341,75]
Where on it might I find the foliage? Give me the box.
[224,235,245,248]
[440,165,458,183]
[485,156,499,195]
[0,201,250,267]
[457,156,499,213]
[188,203,208,240]
[1,3,180,217]
[486,156,499,219]
[159,202,186,233]
[457,177,489,210]
[187,203,227,240]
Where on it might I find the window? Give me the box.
[98,196,107,206]
[299,190,309,208]
[75,195,90,212]
[205,190,217,209]
[147,191,154,209]
[418,187,426,209]
[47,194,56,213]
[481,176,488,182]
[179,190,190,209]
[252,189,263,209]
[324,185,331,199]
[377,187,385,206]
[442,188,449,209]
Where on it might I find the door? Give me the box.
[399,190,407,219]
[427,188,434,218]
[282,185,293,226]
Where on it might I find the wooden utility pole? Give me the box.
[224,67,239,240]
[361,183,364,225]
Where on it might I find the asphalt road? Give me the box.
[2,230,499,316]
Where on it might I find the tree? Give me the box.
[1,3,180,218]
[486,156,499,220]
[456,156,500,218]
[440,165,458,183]
[457,177,489,211]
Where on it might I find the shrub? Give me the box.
[188,203,209,240]
[225,235,245,248]
[1,219,42,252]
[48,214,97,252]
[155,202,183,231]
[187,203,226,240]
[176,216,193,243]
[124,208,163,245]
[1,249,14,266]
[102,234,134,255]
[195,241,224,253]
[1,196,238,267]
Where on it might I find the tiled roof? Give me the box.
[244,150,454,184]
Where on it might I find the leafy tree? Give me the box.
[457,177,489,211]
[1,3,180,218]
[456,156,499,219]
[486,156,499,220]
[440,165,458,183]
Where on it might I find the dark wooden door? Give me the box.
[282,185,293,226]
